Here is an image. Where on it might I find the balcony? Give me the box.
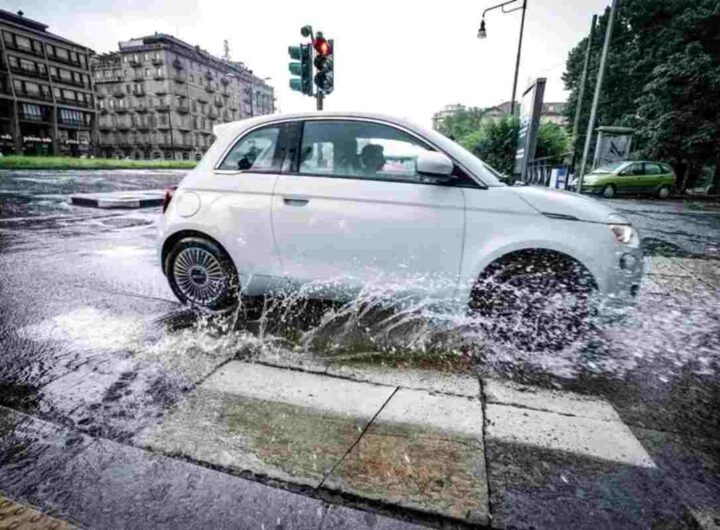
[98,123,113,132]
[116,121,132,131]
[156,122,170,129]
[128,57,141,67]
[208,108,218,119]
[16,89,53,102]
[153,72,165,81]
[176,102,190,114]
[133,72,144,82]
[57,97,92,109]
[115,105,129,114]
[172,58,184,70]
[113,88,126,98]
[10,65,48,80]
[214,98,224,108]
[173,73,186,84]
[151,57,163,67]
[227,100,238,111]
[205,83,216,93]
[5,41,44,58]
[204,71,213,80]
[132,87,145,97]
[96,91,106,100]
[154,86,168,96]
[176,121,191,131]
[135,122,151,131]
[133,102,148,113]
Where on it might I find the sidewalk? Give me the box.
[142,360,690,528]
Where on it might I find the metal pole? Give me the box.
[316,91,323,111]
[578,0,618,193]
[510,0,527,115]
[571,15,596,149]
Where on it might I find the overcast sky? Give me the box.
[5,0,611,127]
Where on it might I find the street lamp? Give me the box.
[478,0,528,115]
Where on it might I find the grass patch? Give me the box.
[0,155,196,170]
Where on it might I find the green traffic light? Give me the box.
[288,46,302,61]
[289,63,302,76]
[290,79,303,91]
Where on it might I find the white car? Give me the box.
[158,112,643,347]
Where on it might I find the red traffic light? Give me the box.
[313,37,331,56]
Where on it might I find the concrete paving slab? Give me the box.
[203,361,395,420]
[325,389,489,526]
[483,378,620,421]
[70,190,165,209]
[326,365,479,398]
[485,438,695,529]
[645,256,691,277]
[143,387,372,488]
[650,274,710,298]
[673,257,720,289]
[321,504,429,530]
[640,274,671,296]
[486,403,655,468]
[0,495,77,530]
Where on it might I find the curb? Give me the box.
[70,190,165,209]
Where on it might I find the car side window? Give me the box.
[621,163,642,176]
[218,126,282,172]
[644,163,662,175]
[298,120,437,183]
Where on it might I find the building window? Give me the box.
[22,103,43,121]
[56,47,69,60]
[15,35,31,51]
[144,53,150,61]
[156,67,163,78]
[145,68,150,77]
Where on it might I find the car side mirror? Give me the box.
[417,151,454,177]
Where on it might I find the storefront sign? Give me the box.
[23,136,52,144]
[514,78,546,180]
[0,134,12,141]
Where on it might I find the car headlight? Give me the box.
[609,224,635,245]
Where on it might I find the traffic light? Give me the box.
[288,44,312,96]
[313,34,334,94]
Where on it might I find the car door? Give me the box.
[205,122,288,293]
[271,118,466,298]
[642,162,664,192]
[617,162,643,193]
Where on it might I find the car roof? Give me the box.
[213,111,425,138]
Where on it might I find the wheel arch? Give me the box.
[161,229,234,276]
[461,243,600,305]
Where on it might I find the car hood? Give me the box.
[508,186,623,223]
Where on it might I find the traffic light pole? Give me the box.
[316,92,323,111]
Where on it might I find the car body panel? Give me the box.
[582,160,675,195]
[159,111,644,308]
[272,174,465,296]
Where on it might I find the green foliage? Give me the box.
[444,114,569,176]
[0,156,196,170]
[563,0,720,190]
[438,107,488,142]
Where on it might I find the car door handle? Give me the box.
[283,197,309,207]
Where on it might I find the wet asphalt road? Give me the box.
[0,169,719,528]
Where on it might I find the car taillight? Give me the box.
[163,187,177,213]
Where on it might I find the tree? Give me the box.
[456,115,569,177]
[437,107,488,142]
[562,0,720,192]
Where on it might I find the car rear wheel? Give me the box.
[469,251,596,351]
[166,237,238,310]
[658,185,671,199]
[601,184,616,199]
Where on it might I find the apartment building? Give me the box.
[92,33,274,161]
[0,9,96,156]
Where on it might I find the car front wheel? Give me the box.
[165,237,238,310]
[601,184,616,199]
[469,252,595,351]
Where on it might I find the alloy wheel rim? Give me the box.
[173,247,226,304]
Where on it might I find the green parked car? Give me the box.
[580,161,676,199]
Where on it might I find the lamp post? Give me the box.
[478,0,528,116]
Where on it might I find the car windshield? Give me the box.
[593,161,627,173]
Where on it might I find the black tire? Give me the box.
[469,252,595,351]
[658,185,671,199]
[601,184,616,199]
[165,237,238,310]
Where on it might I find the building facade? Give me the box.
[432,101,568,131]
[92,33,274,161]
[0,9,96,156]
